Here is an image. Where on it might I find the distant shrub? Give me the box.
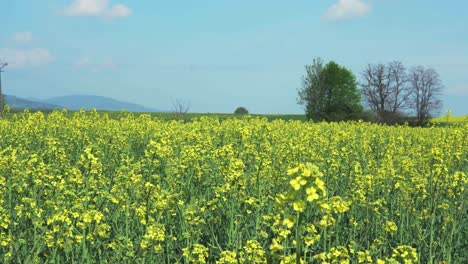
[359,110,412,125]
[234,107,249,115]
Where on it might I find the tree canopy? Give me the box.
[234,107,249,115]
[298,58,363,121]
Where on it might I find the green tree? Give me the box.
[298,58,363,121]
[234,106,249,115]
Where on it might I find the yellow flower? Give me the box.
[383,221,398,233]
[83,212,93,223]
[318,200,330,210]
[293,200,306,212]
[306,187,319,201]
[315,178,326,193]
[97,224,111,237]
[93,211,104,223]
[290,176,306,190]
[269,238,284,252]
[357,250,372,263]
[287,167,299,176]
[313,252,327,260]
[283,216,295,228]
[217,250,237,263]
[302,168,312,177]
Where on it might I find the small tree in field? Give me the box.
[298,58,363,121]
[234,107,249,115]
[172,98,191,121]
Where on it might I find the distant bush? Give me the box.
[234,107,249,115]
[358,110,413,125]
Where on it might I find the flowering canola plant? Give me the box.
[0,110,466,263]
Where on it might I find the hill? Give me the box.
[4,95,61,110]
[43,95,158,112]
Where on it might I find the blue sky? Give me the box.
[1,0,467,115]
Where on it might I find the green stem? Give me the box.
[295,211,302,264]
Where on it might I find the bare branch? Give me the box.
[0,62,8,115]
[408,66,443,125]
[360,61,412,123]
[172,98,191,120]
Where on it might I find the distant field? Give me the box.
[7,109,307,122]
[6,109,468,125]
[431,115,468,124]
[144,112,306,122]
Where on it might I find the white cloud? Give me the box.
[63,0,132,18]
[323,0,370,22]
[108,4,131,17]
[0,48,52,68]
[11,32,33,44]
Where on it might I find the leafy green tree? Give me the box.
[298,58,363,121]
[234,106,249,115]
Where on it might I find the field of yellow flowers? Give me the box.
[0,110,466,263]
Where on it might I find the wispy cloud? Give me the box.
[0,48,52,68]
[63,0,132,18]
[447,84,468,96]
[323,0,370,22]
[75,57,92,67]
[75,56,117,72]
[11,32,33,44]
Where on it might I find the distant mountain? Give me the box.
[4,95,61,110]
[43,95,159,112]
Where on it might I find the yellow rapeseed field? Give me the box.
[0,110,467,263]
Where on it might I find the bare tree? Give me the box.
[387,61,411,113]
[172,98,191,121]
[361,63,391,116]
[408,66,443,125]
[360,61,411,123]
[0,62,8,115]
